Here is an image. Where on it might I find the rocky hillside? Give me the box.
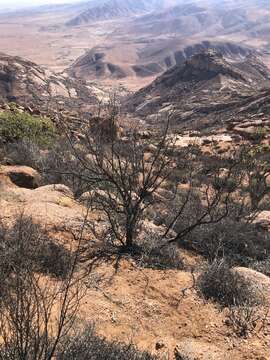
[127,50,270,131]
[0,52,102,115]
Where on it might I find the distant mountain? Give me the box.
[66,0,164,26]
[64,0,270,85]
[1,0,270,90]
[68,41,256,82]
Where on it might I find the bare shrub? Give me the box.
[137,230,183,270]
[226,303,260,337]
[2,139,42,167]
[0,214,85,360]
[197,260,263,307]
[58,108,173,250]
[162,147,270,265]
[250,258,270,277]
[40,137,83,192]
[162,151,244,246]
[242,145,270,211]
[0,271,81,360]
[57,325,157,360]
[0,215,72,282]
[183,219,270,265]
[226,303,266,338]
[35,239,73,279]
[162,145,270,259]
[1,136,84,191]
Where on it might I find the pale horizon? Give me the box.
[0,0,83,10]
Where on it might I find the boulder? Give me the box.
[0,183,83,229]
[34,184,73,198]
[174,339,232,360]
[0,165,41,189]
[233,267,270,300]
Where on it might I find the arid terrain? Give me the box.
[1,0,270,90]
[0,1,269,359]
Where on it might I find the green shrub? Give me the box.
[0,110,56,146]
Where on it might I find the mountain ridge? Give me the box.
[126,50,270,131]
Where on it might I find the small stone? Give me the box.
[155,341,165,350]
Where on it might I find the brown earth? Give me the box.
[0,165,269,360]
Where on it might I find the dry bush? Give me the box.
[0,214,85,360]
[226,303,267,338]
[58,110,173,250]
[0,271,82,360]
[183,219,270,265]
[197,259,263,307]
[162,148,246,247]
[137,230,184,270]
[57,325,157,360]
[163,147,270,266]
[250,258,270,277]
[0,136,83,191]
[1,139,42,167]
[0,215,72,283]
[40,137,84,192]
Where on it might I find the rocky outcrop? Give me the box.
[233,267,270,301]
[155,50,247,88]
[0,165,41,189]
[0,174,85,229]
[0,52,98,115]
[126,50,270,132]
[174,339,231,360]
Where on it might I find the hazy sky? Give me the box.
[0,0,81,9]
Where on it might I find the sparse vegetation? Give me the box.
[197,259,263,307]
[226,303,266,338]
[136,230,184,270]
[57,325,157,360]
[250,258,270,277]
[183,219,270,265]
[0,214,85,360]
[250,127,268,142]
[0,214,72,281]
[2,139,42,167]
